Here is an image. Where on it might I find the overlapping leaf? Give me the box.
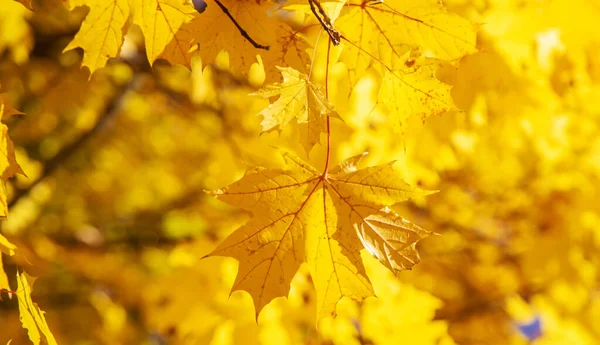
[15,272,58,345]
[376,57,458,133]
[182,0,310,80]
[0,93,25,219]
[132,0,197,65]
[0,234,16,291]
[0,233,16,256]
[207,152,432,318]
[64,0,310,79]
[64,0,131,74]
[252,67,339,152]
[335,0,477,82]
[64,0,196,73]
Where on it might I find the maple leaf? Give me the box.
[0,233,15,292]
[0,98,25,219]
[131,0,197,65]
[377,57,458,133]
[64,0,131,74]
[207,152,433,318]
[64,0,196,73]
[14,272,58,345]
[335,0,477,83]
[252,67,339,152]
[182,0,310,80]
[0,232,16,256]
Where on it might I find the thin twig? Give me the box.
[308,0,340,45]
[313,0,333,28]
[213,0,270,50]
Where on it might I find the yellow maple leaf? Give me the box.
[64,0,131,74]
[0,258,8,296]
[252,66,339,153]
[377,57,458,134]
[15,272,58,345]
[0,98,25,219]
[183,0,310,80]
[207,152,432,319]
[64,0,196,73]
[0,233,16,256]
[0,234,15,291]
[131,0,197,65]
[64,0,309,77]
[336,0,477,82]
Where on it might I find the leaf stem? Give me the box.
[323,38,332,178]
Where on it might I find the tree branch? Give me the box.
[7,75,141,210]
[308,0,340,45]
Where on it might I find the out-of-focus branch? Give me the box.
[7,74,141,210]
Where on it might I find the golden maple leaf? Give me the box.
[64,0,309,78]
[14,272,58,345]
[64,0,131,74]
[336,0,477,83]
[0,233,16,256]
[376,57,458,134]
[207,152,433,318]
[64,0,196,73]
[132,0,197,65]
[0,233,16,292]
[0,232,15,292]
[251,66,340,153]
[0,94,25,219]
[182,0,310,80]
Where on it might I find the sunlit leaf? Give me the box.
[15,272,58,345]
[336,0,477,82]
[131,0,197,65]
[252,67,339,152]
[0,97,24,219]
[208,152,432,318]
[183,0,310,80]
[377,57,458,133]
[64,0,131,74]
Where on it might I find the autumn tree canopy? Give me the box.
[1,0,600,344]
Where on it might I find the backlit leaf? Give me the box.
[208,152,432,318]
[15,272,58,345]
[0,97,25,219]
[0,233,15,292]
[131,0,197,65]
[183,0,309,80]
[336,0,477,82]
[377,58,457,133]
[252,66,338,153]
[64,0,131,74]
[65,0,197,73]
[0,233,16,256]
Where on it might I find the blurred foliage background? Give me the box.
[1,0,600,344]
